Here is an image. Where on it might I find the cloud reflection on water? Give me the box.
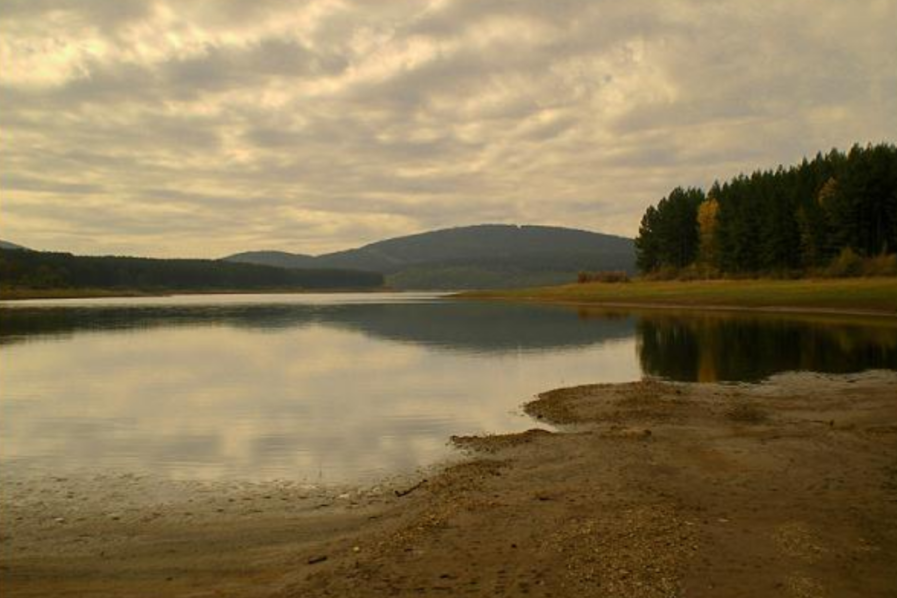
[0,297,639,482]
[2,296,895,483]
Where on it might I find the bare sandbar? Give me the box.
[3,371,896,597]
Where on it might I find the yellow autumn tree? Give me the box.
[696,197,720,274]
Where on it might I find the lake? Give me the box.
[1,293,895,483]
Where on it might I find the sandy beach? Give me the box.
[3,371,897,597]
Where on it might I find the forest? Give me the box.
[635,144,897,277]
[0,249,384,292]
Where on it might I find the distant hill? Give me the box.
[224,224,636,289]
[0,240,28,251]
[224,250,318,269]
[0,249,383,295]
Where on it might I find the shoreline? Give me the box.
[0,287,397,302]
[457,277,897,318]
[3,371,896,597]
[458,295,897,319]
[3,285,897,322]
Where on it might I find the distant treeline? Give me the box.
[635,144,897,277]
[0,249,384,292]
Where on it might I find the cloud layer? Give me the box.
[1,0,894,257]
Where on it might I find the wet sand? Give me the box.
[2,371,897,597]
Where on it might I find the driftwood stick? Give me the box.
[394,478,427,498]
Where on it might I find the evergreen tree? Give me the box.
[634,143,897,276]
[635,206,660,272]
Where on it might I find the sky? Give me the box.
[1,0,895,258]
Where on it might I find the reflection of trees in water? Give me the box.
[0,302,636,354]
[638,314,897,382]
[7,303,895,379]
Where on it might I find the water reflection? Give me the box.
[0,299,635,353]
[636,312,897,382]
[0,295,639,482]
[1,295,895,483]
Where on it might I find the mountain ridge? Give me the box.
[0,240,28,251]
[224,224,636,289]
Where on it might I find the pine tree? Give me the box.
[634,144,897,276]
[635,206,660,272]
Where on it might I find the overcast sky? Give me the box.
[1,0,894,258]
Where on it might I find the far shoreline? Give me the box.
[456,277,897,318]
[2,278,896,320]
[459,296,897,320]
[0,287,401,302]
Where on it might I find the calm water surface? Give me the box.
[1,293,895,483]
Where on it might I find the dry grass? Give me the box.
[460,278,897,315]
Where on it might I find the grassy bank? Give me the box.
[460,277,897,315]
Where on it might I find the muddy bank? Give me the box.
[3,372,897,597]
[0,470,424,597]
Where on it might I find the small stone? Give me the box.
[308,555,328,565]
[352,546,361,553]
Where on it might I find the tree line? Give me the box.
[635,143,897,277]
[0,249,384,292]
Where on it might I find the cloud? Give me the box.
[0,0,894,257]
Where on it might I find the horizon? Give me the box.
[1,1,894,259]
[1,221,636,260]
